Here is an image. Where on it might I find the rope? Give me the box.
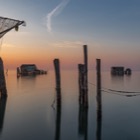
[88,82,140,97]
[51,91,56,110]
[102,89,140,97]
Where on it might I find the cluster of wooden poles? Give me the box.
[53,45,102,140]
[0,45,102,139]
[53,45,101,108]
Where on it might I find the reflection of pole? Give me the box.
[0,58,7,98]
[96,59,102,140]
[0,98,7,134]
[78,103,88,140]
[55,88,61,140]
[54,59,61,89]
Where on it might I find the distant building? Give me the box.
[111,67,124,75]
[20,64,37,73]
[17,64,47,76]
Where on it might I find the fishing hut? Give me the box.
[17,64,47,76]
[111,67,124,75]
[111,66,132,76]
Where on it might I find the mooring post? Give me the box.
[78,64,85,105]
[0,58,7,98]
[78,63,88,139]
[78,64,85,90]
[17,67,20,78]
[83,45,88,107]
[54,59,61,89]
[0,98,7,133]
[96,59,102,140]
[96,59,101,94]
[83,45,88,89]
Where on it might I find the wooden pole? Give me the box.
[83,45,88,107]
[54,59,61,140]
[83,45,88,73]
[0,98,7,133]
[54,59,61,89]
[78,64,85,106]
[78,64,85,90]
[0,58,7,98]
[96,59,101,94]
[83,45,88,89]
[96,59,102,140]
[17,67,20,78]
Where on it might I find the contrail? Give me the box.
[46,0,70,33]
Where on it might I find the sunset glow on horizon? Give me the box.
[1,0,140,71]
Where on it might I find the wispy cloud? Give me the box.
[2,43,16,48]
[50,41,84,48]
[46,0,70,33]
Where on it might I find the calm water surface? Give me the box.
[0,70,140,140]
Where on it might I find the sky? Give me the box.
[0,0,140,70]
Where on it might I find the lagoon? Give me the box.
[0,70,140,140]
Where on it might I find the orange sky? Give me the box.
[1,36,140,71]
[0,25,140,71]
[1,0,140,71]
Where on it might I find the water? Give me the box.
[0,70,140,140]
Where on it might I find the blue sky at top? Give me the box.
[1,0,140,70]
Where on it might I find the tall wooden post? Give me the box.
[17,67,20,78]
[0,58,7,98]
[0,98,7,134]
[54,59,61,89]
[78,45,88,108]
[54,59,62,140]
[96,59,102,140]
[96,59,101,94]
[78,64,85,91]
[83,45,88,89]
[83,45,88,107]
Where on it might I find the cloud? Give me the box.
[46,0,70,33]
[50,41,84,48]
[2,43,16,48]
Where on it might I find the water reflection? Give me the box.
[0,98,7,135]
[17,75,37,89]
[78,102,88,140]
[111,75,124,85]
[55,88,61,140]
[78,88,88,140]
